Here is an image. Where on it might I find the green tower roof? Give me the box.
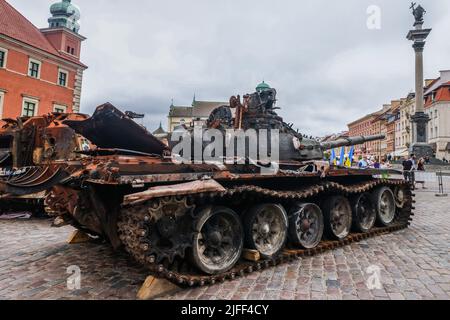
[49,0,81,33]
[256,81,271,92]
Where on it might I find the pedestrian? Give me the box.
[373,157,381,169]
[367,156,374,167]
[402,156,414,184]
[416,158,427,189]
[358,156,369,169]
[410,154,417,186]
[410,154,417,169]
[383,158,392,169]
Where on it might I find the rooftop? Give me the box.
[168,105,192,118]
[0,0,86,67]
[152,122,167,135]
[424,70,450,95]
[192,100,228,118]
[168,99,228,119]
[256,81,271,92]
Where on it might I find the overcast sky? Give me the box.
[8,0,450,136]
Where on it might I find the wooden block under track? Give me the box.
[137,276,181,300]
[67,229,92,244]
[242,249,261,262]
[283,249,299,255]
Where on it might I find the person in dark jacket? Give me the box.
[402,156,414,183]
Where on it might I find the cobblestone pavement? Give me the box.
[0,190,449,300]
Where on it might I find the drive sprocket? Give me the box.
[118,195,195,265]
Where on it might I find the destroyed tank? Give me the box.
[0,112,93,214]
[0,89,414,286]
[0,112,91,169]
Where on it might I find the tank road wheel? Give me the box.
[191,206,243,275]
[351,193,376,233]
[288,203,324,249]
[393,186,406,209]
[244,204,288,259]
[323,196,352,240]
[372,187,396,226]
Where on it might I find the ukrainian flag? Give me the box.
[339,147,345,166]
[330,149,336,165]
[345,146,354,167]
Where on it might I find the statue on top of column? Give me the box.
[410,2,426,23]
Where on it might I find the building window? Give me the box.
[53,104,67,113]
[66,46,75,55]
[22,98,39,117]
[28,58,41,78]
[0,48,7,68]
[58,69,68,87]
[0,92,4,119]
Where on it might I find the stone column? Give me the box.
[406,7,433,158]
[414,43,425,114]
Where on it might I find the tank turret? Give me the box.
[201,87,385,162]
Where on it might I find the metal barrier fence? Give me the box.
[410,171,448,197]
[435,170,448,197]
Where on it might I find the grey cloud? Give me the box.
[8,0,450,135]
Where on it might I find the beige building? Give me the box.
[346,70,450,161]
[386,100,401,157]
[167,98,228,132]
[348,114,377,155]
[370,105,391,160]
[394,93,415,158]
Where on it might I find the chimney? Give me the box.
[424,79,435,87]
[439,70,450,82]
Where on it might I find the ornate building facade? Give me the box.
[167,98,228,132]
[424,70,450,160]
[394,94,415,158]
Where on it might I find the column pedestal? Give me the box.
[410,112,434,158]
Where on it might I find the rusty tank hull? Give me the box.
[0,112,93,215]
[0,103,167,215]
[0,90,414,287]
[39,158,413,286]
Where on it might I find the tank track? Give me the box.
[118,179,414,287]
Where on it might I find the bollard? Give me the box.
[435,170,448,197]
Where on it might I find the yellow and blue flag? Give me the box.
[339,147,345,166]
[345,146,354,167]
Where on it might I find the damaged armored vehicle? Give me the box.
[0,88,413,286]
[0,112,92,214]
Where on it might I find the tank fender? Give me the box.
[122,179,226,207]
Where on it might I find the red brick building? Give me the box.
[0,0,87,119]
[347,113,376,155]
